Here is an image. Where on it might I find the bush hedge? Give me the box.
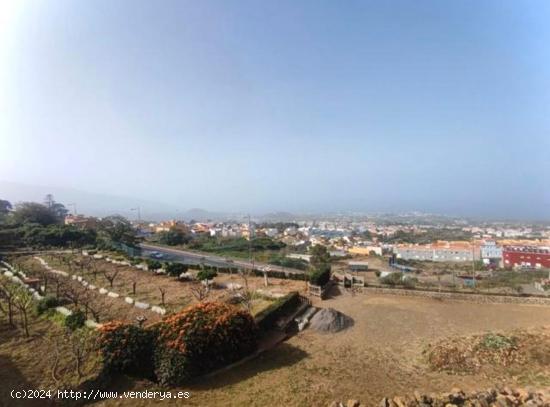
[98,302,258,386]
[154,302,258,385]
[98,321,155,378]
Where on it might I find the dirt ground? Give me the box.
[4,253,550,406]
[14,254,305,323]
[93,289,550,407]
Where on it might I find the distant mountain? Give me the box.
[179,208,234,222]
[258,211,298,222]
[0,180,179,221]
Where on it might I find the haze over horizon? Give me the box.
[1,1,549,219]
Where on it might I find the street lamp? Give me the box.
[68,203,77,215]
[130,207,141,222]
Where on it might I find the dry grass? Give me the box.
[96,291,550,407]
[13,254,305,324]
[5,258,550,407]
[0,314,101,405]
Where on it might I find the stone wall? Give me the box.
[331,386,549,407]
[362,286,550,305]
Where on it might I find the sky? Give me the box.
[1,0,549,219]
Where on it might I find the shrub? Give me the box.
[153,302,258,386]
[309,265,331,287]
[146,259,162,271]
[158,229,190,246]
[380,272,402,286]
[268,257,309,271]
[402,277,418,289]
[36,295,59,315]
[98,321,155,378]
[479,333,517,350]
[197,269,218,281]
[64,309,86,331]
[164,262,188,277]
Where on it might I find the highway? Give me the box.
[138,243,307,276]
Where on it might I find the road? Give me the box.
[138,243,307,276]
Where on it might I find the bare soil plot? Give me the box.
[13,254,306,324]
[95,291,550,407]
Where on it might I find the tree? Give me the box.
[0,199,12,215]
[0,276,18,327]
[238,268,254,313]
[44,195,68,221]
[189,283,210,302]
[68,328,97,379]
[159,287,167,306]
[310,245,331,269]
[11,202,58,226]
[103,266,121,288]
[49,273,67,300]
[308,244,331,287]
[164,262,188,277]
[97,215,137,247]
[13,286,34,337]
[158,229,190,246]
[63,283,87,308]
[131,277,138,296]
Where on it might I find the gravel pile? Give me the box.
[309,308,353,334]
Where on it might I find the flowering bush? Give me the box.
[98,321,155,378]
[97,302,258,386]
[153,302,259,386]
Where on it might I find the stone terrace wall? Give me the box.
[362,286,550,305]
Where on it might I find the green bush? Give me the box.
[380,272,402,286]
[36,295,59,315]
[309,265,331,286]
[197,268,218,281]
[164,262,188,277]
[146,259,162,271]
[268,256,309,270]
[98,321,155,378]
[64,309,86,331]
[158,229,190,246]
[479,333,517,350]
[153,346,190,386]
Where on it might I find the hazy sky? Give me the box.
[1,0,549,218]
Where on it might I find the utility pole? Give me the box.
[471,239,476,289]
[68,203,77,215]
[131,207,141,222]
[247,214,255,272]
